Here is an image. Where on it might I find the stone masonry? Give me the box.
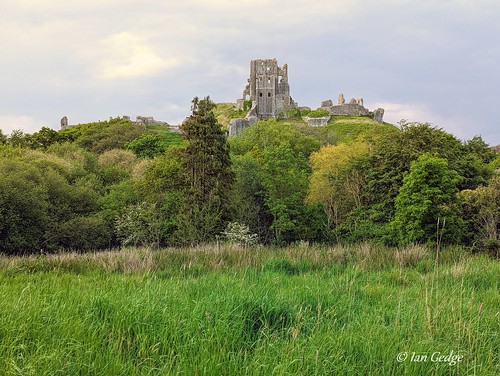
[228,60,386,135]
[237,58,296,120]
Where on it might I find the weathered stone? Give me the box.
[236,99,245,110]
[303,116,331,127]
[227,118,250,136]
[169,125,181,134]
[246,115,258,124]
[238,58,296,120]
[338,93,345,105]
[349,98,358,105]
[136,116,169,126]
[373,108,385,122]
[321,100,333,107]
[60,116,68,129]
[328,104,371,117]
[357,98,364,106]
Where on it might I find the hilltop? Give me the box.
[215,102,395,143]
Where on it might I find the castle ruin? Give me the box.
[228,59,385,135]
[238,58,296,120]
[229,59,297,135]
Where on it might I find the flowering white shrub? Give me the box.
[222,222,259,247]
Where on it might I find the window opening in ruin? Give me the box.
[268,93,271,97]
[259,93,262,97]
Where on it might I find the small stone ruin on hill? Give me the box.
[60,115,180,133]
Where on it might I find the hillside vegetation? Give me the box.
[0,98,498,255]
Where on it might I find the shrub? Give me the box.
[223,222,259,247]
[305,109,330,118]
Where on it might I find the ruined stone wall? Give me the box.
[327,104,371,116]
[227,118,250,136]
[303,116,331,127]
[319,94,385,122]
[135,116,169,126]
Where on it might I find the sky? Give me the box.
[1,0,499,145]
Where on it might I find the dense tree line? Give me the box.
[0,101,498,255]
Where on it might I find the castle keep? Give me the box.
[238,59,296,120]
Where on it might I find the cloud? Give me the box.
[0,1,499,144]
[371,102,437,126]
[95,32,179,79]
[371,102,485,142]
[0,116,41,135]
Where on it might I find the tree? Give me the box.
[0,148,110,254]
[175,96,234,244]
[126,133,184,158]
[261,142,325,243]
[28,127,60,149]
[460,175,500,254]
[390,154,464,245]
[59,117,147,154]
[7,129,28,148]
[464,136,496,164]
[229,154,272,242]
[359,122,491,223]
[115,202,163,248]
[307,141,369,233]
[0,160,49,254]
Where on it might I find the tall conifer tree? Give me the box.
[176,96,233,244]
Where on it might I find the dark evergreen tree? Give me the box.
[175,96,234,244]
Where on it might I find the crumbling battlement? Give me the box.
[319,94,384,122]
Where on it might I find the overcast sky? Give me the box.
[1,0,499,144]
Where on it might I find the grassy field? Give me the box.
[0,244,498,375]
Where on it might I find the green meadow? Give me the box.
[1,244,498,375]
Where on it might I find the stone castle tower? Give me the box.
[239,58,296,120]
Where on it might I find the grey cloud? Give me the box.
[0,1,499,143]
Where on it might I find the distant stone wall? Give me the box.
[319,94,384,122]
[135,116,169,126]
[326,104,371,117]
[61,115,175,130]
[227,118,250,136]
[303,116,331,127]
[373,108,385,123]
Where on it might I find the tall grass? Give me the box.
[0,244,498,375]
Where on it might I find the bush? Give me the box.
[51,215,113,251]
[223,222,259,247]
[126,133,183,158]
[305,109,330,118]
